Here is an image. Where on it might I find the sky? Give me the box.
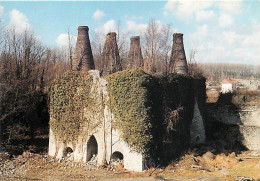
[0,0,260,65]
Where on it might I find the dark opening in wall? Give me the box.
[87,135,98,161]
[63,147,73,158]
[196,136,200,142]
[111,151,124,161]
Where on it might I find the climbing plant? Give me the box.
[106,68,205,161]
[49,68,206,162]
[106,68,154,155]
[50,71,102,142]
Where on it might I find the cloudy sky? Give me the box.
[0,0,260,65]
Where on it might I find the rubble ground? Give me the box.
[0,150,259,181]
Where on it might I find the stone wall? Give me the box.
[207,103,260,150]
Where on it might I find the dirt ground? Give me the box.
[1,150,259,181]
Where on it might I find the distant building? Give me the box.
[220,78,237,93]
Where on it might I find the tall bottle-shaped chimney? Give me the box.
[127,36,143,69]
[101,32,122,75]
[169,33,188,75]
[72,26,95,71]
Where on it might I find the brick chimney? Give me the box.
[72,26,95,71]
[101,32,122,75]
[169,33,188,75]
[127,36,143,69]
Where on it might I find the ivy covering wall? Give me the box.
[50,71,102,142]
[106,69,206,161]
[50,69,206,162]
[106,69,154,155]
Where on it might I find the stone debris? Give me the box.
[171,151,239,173]
[0,151,98,178]
[236,176,255,181]
[111,158,123,166]
[108,159,124,172]
[87,154,98,166]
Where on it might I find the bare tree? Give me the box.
[0,27,46,140]
[116,20,130,69]
[187,49,203,76]
[0,20,4,50]
[67,27,74,70]
[0,26,69,143]
[159,24,172,74]
[91,31,105,70]
[142,18,162,74]
[201,63,260,82]
[142,18,173,75]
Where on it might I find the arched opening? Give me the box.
[86,135,98,161]
[111,151,124,161]
[63,147,73,158]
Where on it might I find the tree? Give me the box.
[159,24,172,74]
[0,26,69,144]
[67,27,74,70]
[142,18,172,75]
[115,21,130,69]
[142,18,161,74]
[187,49,203,76]
[91,31,105,70]
[0,27,45,140]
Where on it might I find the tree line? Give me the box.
[200,63,260,83]
[0,26,69,144]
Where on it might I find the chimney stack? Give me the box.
[127,36,143,69]
[169,33,188,75]
[72,26,95,71]
[101,32,122,75]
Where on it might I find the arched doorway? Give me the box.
[86,135,98,161]
[111,151,124,161]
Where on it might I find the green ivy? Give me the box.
[106,69,206,160]
[49,68,206,162]
[106,68,154,155]
[50,71,100,142]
